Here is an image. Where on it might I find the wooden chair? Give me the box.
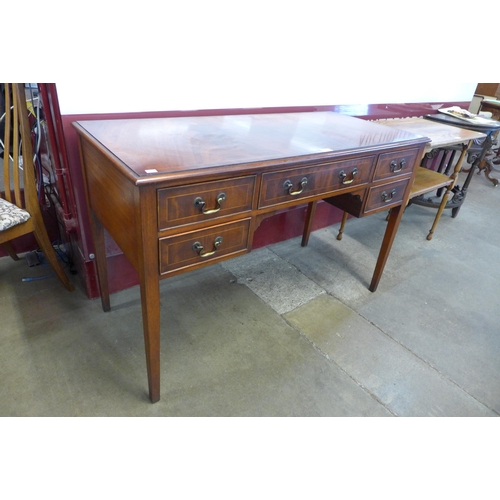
[302,139,472,246]
[0,83,74,290]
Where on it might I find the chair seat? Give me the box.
[0,197,31,231]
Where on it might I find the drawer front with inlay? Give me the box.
[157,176,255,230]
[364,178,410,214]
[259,156,376,208]
[373,148,419,182]
[159,219,251,275]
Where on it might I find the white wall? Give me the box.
[56,81,478,115]
[48,1,487,116]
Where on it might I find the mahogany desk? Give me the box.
[74,112,429,403]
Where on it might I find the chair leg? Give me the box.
[1,242,20,261]
[301,201,317,247]
[32,219,74,291]
[337,212,349,240]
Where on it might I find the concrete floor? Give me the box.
[1,169,499,417]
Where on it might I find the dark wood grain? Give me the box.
[364,178,410,214]
[158,176,255,230]
[80,139,141,270]
[75,112,427,182]
[373,148,420,182]
[159,219,250,275]
[259,156,376,209]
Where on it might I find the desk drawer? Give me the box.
[374,148,419,182]
[158,176,255,230]
[259,156,375,208]
[364,178,410,214]
[159,219,250,275]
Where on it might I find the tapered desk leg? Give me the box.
[90,210,110,312]
[301,201,317,247]
[369,204,404,292]
[139,270,161,403]
[91,208,160,402]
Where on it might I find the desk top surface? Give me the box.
[74,112,429,180]
[376,117,486,150]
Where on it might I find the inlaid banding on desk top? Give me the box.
[76,112,429,178]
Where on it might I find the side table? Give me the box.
[376,118,485,219]
[425,113,500,192]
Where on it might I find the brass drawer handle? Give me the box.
[381,189,397,202]
[390,159,406,173]
[194,192,226,214]
[192,236,223,258]
[284,177,308,195]
[339,168,358,185]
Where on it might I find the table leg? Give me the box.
[481,157,499,187]
[139,269,161,403]
[301,201,317,247]
[90,210,110,312]
[369,204,404,292]
[464,132,495,183]
[336,211,349,241]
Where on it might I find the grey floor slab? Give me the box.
[221,247,325,314]
[284,294,495,417]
